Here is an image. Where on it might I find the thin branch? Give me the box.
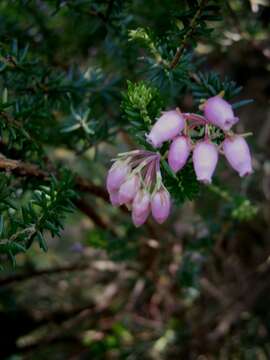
[0,263,90,286]
[74,198,118,236]
[75,175,109,202]
[0,155,109,202]
[169,0,208,69]
[0,111,40,146]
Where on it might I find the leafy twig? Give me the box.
[169,0,208,69]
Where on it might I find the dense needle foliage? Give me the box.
[0,0,269,359]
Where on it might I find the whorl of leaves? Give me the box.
[190,72,253,108]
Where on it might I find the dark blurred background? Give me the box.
[0,1,270,359]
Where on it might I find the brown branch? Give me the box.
[195,264,270,346]
[14,281,123,354]
[0,109,108,201]
[74,198,118,236]
[169,0,208,69]
[208,274,270,342]
[0,262,90,287]
[0,155,109,202]
[17,306,114,354]
[74,175,109,202]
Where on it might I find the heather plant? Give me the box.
[0,0,269,359]
[0,0,256,261]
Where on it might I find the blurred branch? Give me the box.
[0,259,126,287]
[74,198,118,236]
[226,0,270,60]
[208,269,270,342]
[16,281,122,354]
[199,261,270,344]
[0,263,90,286]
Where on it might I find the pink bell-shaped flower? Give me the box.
[106,161,130,193]
[204,96,239,131]
[118,174,140,205]
[151,187,171,224]
[132,189,151,227]
[132,211,149,228]
[223,136,252,177]
[168,136,191,173]
[193,141,218,183]
[147,110,185,148]
[109,190,120,207]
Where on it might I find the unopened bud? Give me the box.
[147,110,185,148]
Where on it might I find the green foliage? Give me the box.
[190,71,254,107]
[0,40,120,156]
[208,183,258,222]
[121,81,163,144]
[0,1,267,359]
[172,1,222,41]
[0,0,257,268]
[231,198,258,221]
[0,171,76,266]
[128,0,223,91]
[162,161,200,204]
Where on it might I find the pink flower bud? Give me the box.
[168,136,191,173]
[132,211,149,227]
[223,136,252,177]
[106,161,130,192]
[118,174,140,205]
[193,141,218,183]
[151,188,171,224]
[204,96,239,131]
[109,190,120,207]
[132,190,151,227]
[147,110,185,148]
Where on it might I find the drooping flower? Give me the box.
[132,189,151,227]
[151,187,171,224]
[106,161,130,193]
[193,141,218,183]
[223,136,253,177]
[118,174,140,205]
[204,96,239,131]
[147,110,185,148]
[109,190,120,207]
[168,136,191,173]
[106,99,254,227]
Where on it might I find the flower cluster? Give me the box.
[106,150,171,227]
[106,95,253,226]
[147,95,253,182]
